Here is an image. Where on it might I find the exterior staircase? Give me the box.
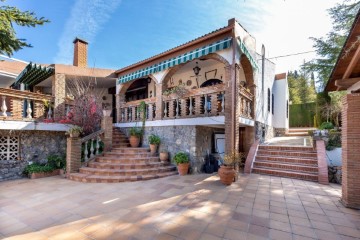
[69,127,177,183]
[252,145,319,181]
[285,128,315,137]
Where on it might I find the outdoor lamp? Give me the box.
[193,62,201,76]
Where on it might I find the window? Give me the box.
[286,100,289,118]
[267,88,271,112]
[272,94,274,115]
[0,136,19,161]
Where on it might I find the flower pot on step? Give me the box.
[218,165,236,186]
[159,152,169,162]
[177,163,189,176]
[129,136,140,147]
[149,144,158,155]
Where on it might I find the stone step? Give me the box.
[112,143,130,147]
[79,165,177,176]
[111,147,150,153]
[103,152,153,158]
[288,128,316,133]
[252,167,318,182]
[258,145,314,152]
[254,161,318,173]
[257,150,317,158]
[95,156,160,164]
[255,155,318,165]
[285,132,309,137]
[68,171,178,183]
[88,161,165,169]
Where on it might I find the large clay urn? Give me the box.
[218,165,236,185]
[177,163,189,176]
[129,136,140,147]
[149,144,158,155]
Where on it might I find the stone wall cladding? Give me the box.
[121,125,221,174]
[255,121,274,142]
[0,130,66,181]
[274,128,287,137]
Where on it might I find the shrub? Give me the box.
[47,155,66,169]
[129,127,143,137]
[319,122,334,130]
[326,132,342,150]
[23,164,54,175]
[173,152,189,164]
[148,134,161,145]
[223,151,241,166]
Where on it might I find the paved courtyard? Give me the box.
[0,174,359,240]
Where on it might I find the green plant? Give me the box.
[129,127,143,137]
[163,84,188,97]
[148,134,161,145]
[23,163,54,175]
[67,125,83,135]
[319,122,334,130]
[326,132,342,150]
[138,101,146,134]
[47,154,66,169]
[308,130,314,136]
[223,151,241,166]
[173,152,189,164]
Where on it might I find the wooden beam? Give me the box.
[343,42,360,79]
[335,77,360,90]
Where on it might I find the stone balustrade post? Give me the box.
[155,83,163,120]
[66,136,82,174]
[102,112,113,151]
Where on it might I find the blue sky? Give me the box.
[4,0,338,72]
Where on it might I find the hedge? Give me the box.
[289,102,316,127]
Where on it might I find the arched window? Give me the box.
[286,100,289,118]
[200,79,222,88]
[267,88,271,112]
[272,94,274,115]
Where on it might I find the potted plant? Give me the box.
[219,151,240,186]
[173,152,189,176]
[67,125,83,138]
[159,149,169,163]
[129,127,143,147]
[148,134,161,154]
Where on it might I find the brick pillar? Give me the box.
[155,83,163,120]
[102,115,113,151]
[52,73,66,120]
[66,137,82,173]
[341,93,360,209]
[234,64,241,153]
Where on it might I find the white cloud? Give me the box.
[54,0,121,64]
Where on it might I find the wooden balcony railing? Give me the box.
[0,88,53,121]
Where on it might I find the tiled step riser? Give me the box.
[96,158,160,164]
[103,153,152,158]
[79,168,176,176]
[255,156,318,165]
[252,168,318,181]
[257,150,317,158]
[111,148,150,154]
[253,162,318,173]
[258,146,314,152]
[88,162,165,169]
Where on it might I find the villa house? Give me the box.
[113,18,289,173]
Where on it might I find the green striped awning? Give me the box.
[237,38,258,70]
[118,37,232,84]
[15,63,54,86]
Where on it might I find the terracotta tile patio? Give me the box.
[0,174,359,240]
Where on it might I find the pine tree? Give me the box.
[0,1,49,56]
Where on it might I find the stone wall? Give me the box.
[255,121,274,142]
[121,125,221,174]
[0,130,66,181]
[274,128,287,137]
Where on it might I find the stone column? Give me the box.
[52,73,66,120]
[341,93,360,209]
[116,94,124,123]
[11,98,23,119]
[33,101,45,119]
[155,83,163,120]
[101,114,113,151]
[66,136,82,173]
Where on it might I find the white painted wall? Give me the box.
[272,76,289,129]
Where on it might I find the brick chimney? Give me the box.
[73,37,88,67]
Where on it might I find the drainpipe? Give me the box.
[261,45,265,141]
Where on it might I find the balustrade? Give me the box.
[81,129,104,163]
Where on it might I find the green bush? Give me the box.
[319,122,334,130]
[289,103,316,127]
[23,164,55,175]
[129,127,143,137]
[173,152,189,164]
[148,134,161,145]
[47,154,66,169]
[326,132,341,150]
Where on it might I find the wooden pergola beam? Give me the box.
[335,77,360,90]
[343,42,360,79]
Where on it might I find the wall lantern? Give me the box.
[193,62,201,76]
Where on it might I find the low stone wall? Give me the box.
[121,126,222,173]
[255,121,274,142]
[0,130,66,181]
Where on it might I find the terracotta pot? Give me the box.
[177,163,189,176]
[30,169,60,179]
[218,165,236,185]
[70,132,80,138]
[129,136,140,147]
[149,144,158,155]
[159,152,169,162]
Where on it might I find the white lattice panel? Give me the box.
[0,136,19,161]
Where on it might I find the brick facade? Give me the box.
[73,39,88,67]
[341,93,360,209]
[66,137,82,173]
